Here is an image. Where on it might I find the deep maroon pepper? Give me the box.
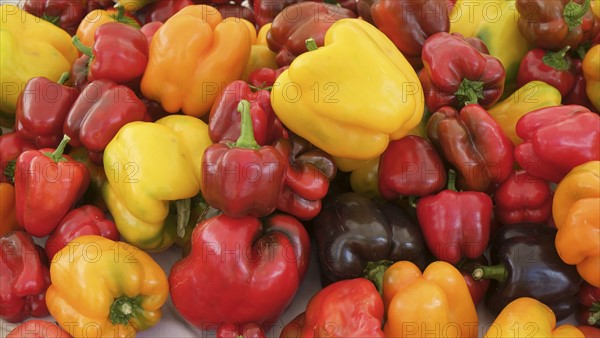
[517,47,577,96]
[23,0,86,35]
[143,0,193,23]
[253,0,299,28]
[578,281,600,327]
[216,3,256,24]
[247,66,288,89]
[0,133,37,184]
[86,0,113,11]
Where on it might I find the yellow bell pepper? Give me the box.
[241,23,278,82]
[46,235,169,338]
[483,297,584,338]
[0,4,77,127]
[271,18,424,162]
[449,0,506,37]
[488,81,562,145]
[583,44,600,111]
[102,115,212,251]
[140,5,252,118]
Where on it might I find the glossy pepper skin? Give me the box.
[6,319,71,338]
[141,5,252,118]
[266,2,356,67]
[169,213,311,328]
[22,0,85,36]
[583,44,600,111]
[280,278,384,338]
[72,22,149,85]
[517,0,600,51]
[383,261,479,338]
[427,104,514,192]
[473,223,582,321]
[517,47,577,97]
[515,105,600,183]
[0,231,50,323]
[0,133,37,183]
[46,235,169,338]
[313,192,428,286]
[202,100,286,218]
[0,184,19,237]
[271,18,424,161]
[483,297,584,338]
[14,136,90,238]
[420,32,505,113]
[493,169,553,225]
[553,161,600,287]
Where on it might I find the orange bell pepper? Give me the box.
[483,297,584,338]
[383,261,478,338]
[140,5,252,118]
[552,161,600,287]
[0,182,19,236]
[75,5,141,48]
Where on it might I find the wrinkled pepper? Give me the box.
[0,183,19,237]
[46,235,169,338]
[75,5,141,47]
[141,5,252,117]
[553,161,600,287]
[6,319,70,338]
[22,0,86,36]
[583,44,600,111]
[517,47,577,97]
[578,281,600,327]
[271,18,424,161]
[0,133,37,184]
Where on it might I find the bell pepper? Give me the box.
[75,5,142,48]
[313,192,428,287]
[493,169,553,225]
[140,5,252,118]
[253,0,299,28]
[483,297,584,338]
[169,213,311,328]
[514,105,600,183]
[14,136,90,238]
[553,161,600,287]
[63,79,151,165]
[472,223,582,321]
[115,0,158,12]
[488,80,563,145]
[87,0,114,11]
[358,0,450,68]
[102,115,212,251]
[266,2,356,67]
[22,0,86,36]
[517,47,577,97]
[449,0,505,38]
[72,22,149,85]
[46,235,169,338]
[14,72,79,149]
[583,44,600,111]
[68,147,108,211]
[280,278,384,338]
[427,104,514,192]
[143,0,194,23]
[0,133,37,184]
[383,261,478,337]
[217,323,265,338]
[6,319,71,338]
[0,4,78,128]
[140,21,163,47]
[517,0,599,51]
[457,256,491,306]
[216,3,256,24]
[579,325,600,338]
[0,231,50,323]
[578,281,600,327]
[202,100,286,218]
[420,32,505,112]
[69,54,90,91]
[248,66,287,89]
[563,58,598,112]
[0,183,19,237]
[271,18,424,161]
[378,135,447,200]
[242,23,278,82]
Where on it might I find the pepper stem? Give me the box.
[109,296,141,325]
[175,198,191,238]
[4,160,15,184]
[542,46,572,71]
[72,36,93,58]
[472,264,508,282]
[589,302,600,325]
[41,13,60,26]
[446,169,457,191]
[455,78,484,107]
[564,0,591,31]
[363,260,393,296]
[233,100,260,150]
[57,72,70,85]
[114,3,125,21]
[305,38,318,51]
[43,135,70,163]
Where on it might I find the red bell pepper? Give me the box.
[14,135,90,237]
[0,231,50,323]
[6,319,71,338]
[63,79,151,165]
[169,213,311,328]
[579,325,600,338]
[0,133,37,184]
[45,205,119,261]
[280,278,385,338]
[515,104,600,183]
[493,169,553,226]
[14,72,80,149]
[420,32,506,113]
[23,0,86,35]
[217,323,265,338]
[253,0,299,28]
[563,58,599,112]
[517,47,577,97]
[427,104,514,192]
[202,100,287,218]
[578,281,600,328]
[72,22,149,85]
[143,0,193,23]
[378,135,447,200]
[247,66,288,89]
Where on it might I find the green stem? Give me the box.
[363,260,393,296]
[564,0,591,31]
[41,13,60,26]
[175,198,191,238]
[542,46,572,71]
[472,264,508,282]
[4,160,15,184]
[109,296,141,325]
[114,3,125,22]
[446,169,457,192]
[305,38,318,52]
[43,135,70,163]
[233,100,260,150]
[455,78,484,107]
[72,36,93,58]
[57,72,70,85]
[589,302,600,325]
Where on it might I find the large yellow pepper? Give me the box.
[140,5,252,118]
[483,298,584,338]
[102,115,212,251]
[583,44,600,111]
[46,235,169,338]
[271,18,424,162]
[0,4,77,127]
[449,0,506,37]
[552,161,600,287]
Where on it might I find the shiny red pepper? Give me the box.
[14,73,80,149]
[0,133,37,184]
[23,0,86,35]
[247,66,288,89]
[578,281,600,328]
[14,136,90,237]
[515,105,600,183]
[420,32,506,113]
[0,231,50,323]
[143,0,194,23]
[517,47,577,97]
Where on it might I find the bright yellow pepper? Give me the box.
[271,18,424,162]
[583,44,600,111]
[449,0,506,37]
[483,297,584,338]
[0,4,77,127]
[46,235,169,338]
[242,23,278,82]
[102,115,212,251]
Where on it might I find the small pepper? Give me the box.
[577,281,600,327]
[517,47,577,97]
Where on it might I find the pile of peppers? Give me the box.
[1,0,599,337]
